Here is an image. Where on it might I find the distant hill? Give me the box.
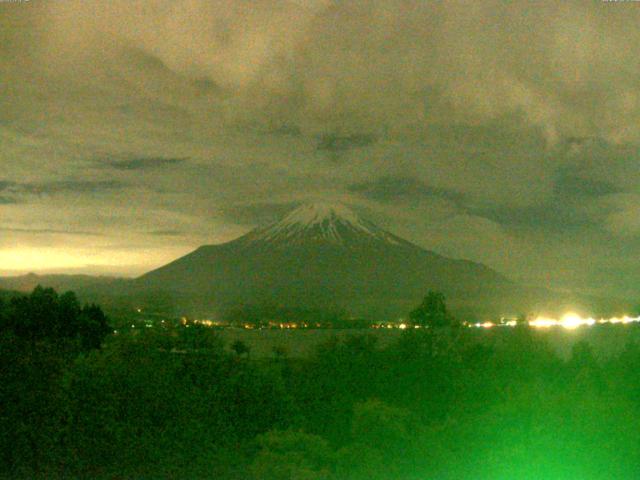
[0,273,124,295]
[0,274,136,316]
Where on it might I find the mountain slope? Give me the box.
[135,203,513,318]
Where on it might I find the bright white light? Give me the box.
[559,313,583,330]
[529,317,557,328]
[467,313,640,329]
[527,313,640,329]
[469,322,496,329]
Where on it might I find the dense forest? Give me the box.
[3,287,640,479]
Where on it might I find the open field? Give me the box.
[218,324,640,360]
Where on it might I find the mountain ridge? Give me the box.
[133,202,512,319]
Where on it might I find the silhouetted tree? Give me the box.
[231,339,251,357]
[58,291,82,337]
[0,286,111,351]
[336,400,415,479]
[78,304,112,350]
[516,313,528,326]
[272,345,288,361]
[250,430,334,480]
[176,323,223,351]
[0,287,112,478]
[409,291,454,328]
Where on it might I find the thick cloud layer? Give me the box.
[1,0,639,297]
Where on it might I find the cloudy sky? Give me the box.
[1,0,639,297]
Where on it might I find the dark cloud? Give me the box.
[269,125,303,137]
[6,179,126,196]
[0,180,18,204]
[222,201,301,226]
[554,168,621,198]
[0,180,17,192]
[561,138,640,192]
[147,230,185,237]
[37,180,126,194]
[350,174,594,232]
[100,156,189,171]
[462,162,626,232]
[317,133,377,153]
[349,176,464,205]
[124,47,172,73]
[470,203,594,232]
[0,227,103,236]
[192,76,223,96]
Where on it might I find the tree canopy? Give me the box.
[4,286,640,479]
[0,285,111,351]
[409,290,455,327]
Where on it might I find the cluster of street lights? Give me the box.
[469,313,640,330]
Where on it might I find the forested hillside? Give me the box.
[3,287,640,479]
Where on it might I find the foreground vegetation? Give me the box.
[3,288,640,479]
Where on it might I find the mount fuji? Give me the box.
[1,203,627,319]
[133,203,514,319]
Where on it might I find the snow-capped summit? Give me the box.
[277,203,365,229]
[245,202,402,246]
